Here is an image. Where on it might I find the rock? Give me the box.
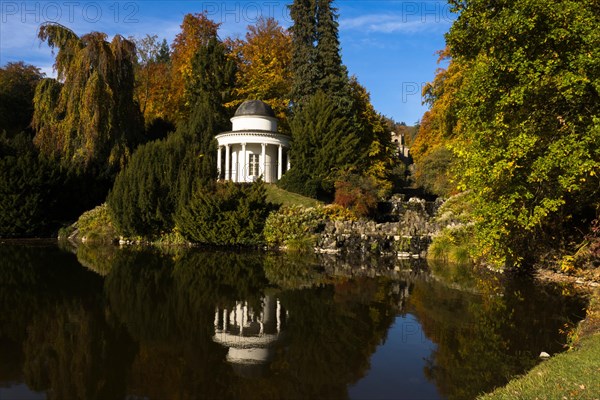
[314,197,440,258]
[539,351,551,359]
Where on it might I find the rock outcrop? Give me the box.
[315,197,442,258]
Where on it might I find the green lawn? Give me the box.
[265,184,322,208]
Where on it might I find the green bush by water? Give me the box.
[76,204,117,243]
[176,180,275,246]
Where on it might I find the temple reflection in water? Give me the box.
[213,296,286,376]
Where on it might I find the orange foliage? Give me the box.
[137,62,172,124]
[169,13,221,123]
[334,174,378,218]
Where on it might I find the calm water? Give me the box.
[0,242,587,400]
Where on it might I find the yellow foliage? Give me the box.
[231,17,292,130]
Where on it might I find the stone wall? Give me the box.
[315,196,443,258]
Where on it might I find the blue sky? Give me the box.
[0,1,454,124]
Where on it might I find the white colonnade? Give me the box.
[217,141,290,183]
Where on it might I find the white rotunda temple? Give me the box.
[215,100,291,183]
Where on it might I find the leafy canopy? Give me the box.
[446,0,600,267]
[32,23,143,177]
[230,17,292,128]
[0,62,44,136]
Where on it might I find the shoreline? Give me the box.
[534,268,600,291]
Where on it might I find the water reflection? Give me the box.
[213,296,285,377]
[0,243,588,400]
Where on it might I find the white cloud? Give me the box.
[340,11,453,34]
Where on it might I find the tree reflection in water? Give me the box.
[410,261,587,399]
[0,244,134,400]
[0,244,588,400]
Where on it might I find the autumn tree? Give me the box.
[445,0,600,267]
[0,62,44,136]
[32,23,143,177]
[411,48,463,196]
[131,34,172,126]
[232,17,292,127]
[169,13,221,124]
[347,77,397,198]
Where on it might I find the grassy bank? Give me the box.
[265,184,322,208]
[480,290,600,399]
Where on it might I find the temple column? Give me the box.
[261,143,267,181]
[276,299,281,333]
[241,143,246,182]
[277,145,283,180]
[225,144,231,181]
[217,146,222,180]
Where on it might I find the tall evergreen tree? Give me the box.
[156,39,171,64]
[289,0,318,103]
[181,36,237,183]
[315,0,348,97]
[289,0,349,105]
[169,13,221,123]
[279,91,363,198]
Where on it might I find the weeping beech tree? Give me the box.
[32,23,143,177]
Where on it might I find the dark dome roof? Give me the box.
[234,100,275,118]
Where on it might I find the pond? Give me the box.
[0,242,588,400]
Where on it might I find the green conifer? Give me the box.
[289,0,318,104]
[315,0,348,97]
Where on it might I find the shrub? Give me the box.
[0,132,59,237]
[428,224,476,265]
[572,218,600,270]
[263,206,324,248]
[176,180,275,246]
[263,204,355,249]
[333,172,378,218]
[107,133,205,238]
[76,203,117,243]
[318,204,358,222]
[428,192,477,264]
[0,132,106,237]
[277,168,322,199]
